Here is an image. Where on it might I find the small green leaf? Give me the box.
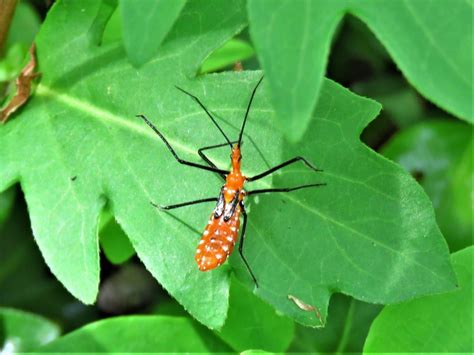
[99,209,135,264]
[119,0,186,67]
[0,308,60,353]
[217,277,294,352]
[0,44,29,83]
[248,0,472,141]
[382,120,473,252]
[364,246,473,353]
[248,0,344,142]
[5,1,41,48]
[102,5,123,44]
[200,38,255,73]
[38,315,231,352]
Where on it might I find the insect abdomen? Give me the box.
[195,208,241,271]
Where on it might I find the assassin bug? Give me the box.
[137,77,325,287]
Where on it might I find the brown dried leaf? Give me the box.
[288,294,325,326]
[1,43,38,123]
[233,61,243,71]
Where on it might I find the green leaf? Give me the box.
[217,277,294,352]
[247,0,344,142]
[382,120,473,252]
[153,277,294,352]
[119,0,186,67]
[102,5,123,44]
[0,44,28,83]
[353,0,472,123]
[99,209,135,264]
[364,246,473,353]
[0,0,456,330]
[248,0,472,141]
[0,0,246,329]
[200,38,255,73]
[229,79,455,327]
[0,308,60,353]
[38,315,231,352]
[289,294,381,353]
[5,1,41,49]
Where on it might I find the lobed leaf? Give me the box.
[0,0,456,330]
[248,0,472,141]
[0,0,247,329]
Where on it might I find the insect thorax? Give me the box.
[214,185,245,222]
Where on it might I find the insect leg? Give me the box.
[247,156,322,182]
[152,197,218,210]
[239,204,259,288]
[198,140,238,180]
[137,115,230,175]
[247,183,326,196]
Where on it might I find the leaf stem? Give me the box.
[335,298,356,354]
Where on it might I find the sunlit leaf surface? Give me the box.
[364,246,473,353]
[0,308,60,353]
[38,315,231,352]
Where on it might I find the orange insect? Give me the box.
[137,77,325,286]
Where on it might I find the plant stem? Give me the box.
[335,298,356,354]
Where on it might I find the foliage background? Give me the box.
[0,0,472,353]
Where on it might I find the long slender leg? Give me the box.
[198,140,238,180]
[247,183,326,196]
[152,197,218,210]
[137,114,229,175]
[247,156,322,182]
[239,203,259,288]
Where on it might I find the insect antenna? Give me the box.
[238,76,264,147]
[175,86,233,148]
